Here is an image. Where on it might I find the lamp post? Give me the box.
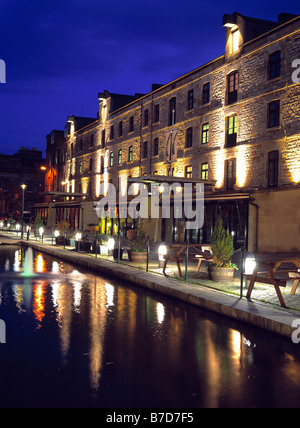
[53,230,59,245]
[76,232,82,252]
[158,243,167,268]
[16,223,21,235]
[39,226,44,243]
[21,184,27,239]
[26,225,31,241]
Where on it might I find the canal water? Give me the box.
[0,245,300,408]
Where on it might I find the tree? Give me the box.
[211,217,234,268]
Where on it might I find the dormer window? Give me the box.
[230,28,239,54]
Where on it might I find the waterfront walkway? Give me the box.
[1,232,299,339]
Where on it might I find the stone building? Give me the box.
[0,147,46,220]
[47,11,300,253]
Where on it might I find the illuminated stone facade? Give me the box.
[55,12,300,251]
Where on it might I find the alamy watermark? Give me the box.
[0,59,6,84]
[292,59,300,84]
[95,181,205,230]
[292,319,300,344]
[0,319,6,344]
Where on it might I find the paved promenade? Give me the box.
[0,232,299,339]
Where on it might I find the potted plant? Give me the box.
[126,227,136,241]
[55,220,70,246]
[208,217,237,282]
[128,219,148,263]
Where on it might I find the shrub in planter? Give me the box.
[128,220,148,263]
[208,217,237,281]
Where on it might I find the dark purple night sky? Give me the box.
[0,0,298,156]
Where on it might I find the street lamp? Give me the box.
[21,184,27,240]
[245,253,256,275]
[52,229,59,246]
[26,225,31,240]
[108,237,115,250]
[39,226,44,243]
[76,232,82,252]
[158,243,167,268]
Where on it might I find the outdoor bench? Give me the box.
[245,268,300,308]
[163,243,213,278]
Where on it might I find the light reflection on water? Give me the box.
[0,247,300,408]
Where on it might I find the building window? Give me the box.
[144,109,149,127]
[89,134,93,148]
[201,123,209,144]
[187,89,194,110]
[109,152,114,167]
[129,116,134,133]
[268,100,280,128]
[79,139,83,152]
[90,134,94,147]
[118,121,123,137]
[225,158,236,190]
[100,157,104,174]
[118,149,122,165]
[268,150,279,187]
[79,161,82,174]
[101,129,106,147]
[227,71,238,104]
[185,165,193,178]
[153,138,159,156]
[154,104,160,123]
[226,115,237,147]
[143,141,148,159]
[128,146,133,162]
[201,162,208,180]
[110,125,114,140]
[269,51,281,80]
[169,97,176,126]
[185,127,193,148]
[202,82,210,105]
[230,29,239,55]
[89,158,93,172]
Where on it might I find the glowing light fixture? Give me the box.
[76,232,82,253]
[223,13,237,28]
[245,253,256,275]
[158,243,167,268]
[108,237,115,251]
[39,227,44,243]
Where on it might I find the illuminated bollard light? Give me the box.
[39,227,44,243]
[158,243,167,268]
[76,232,82,252]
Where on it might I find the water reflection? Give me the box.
[156,302,165,324]
[33,280,46,328]
[0,249,300,407]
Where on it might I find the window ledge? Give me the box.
[266,76,282,84]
